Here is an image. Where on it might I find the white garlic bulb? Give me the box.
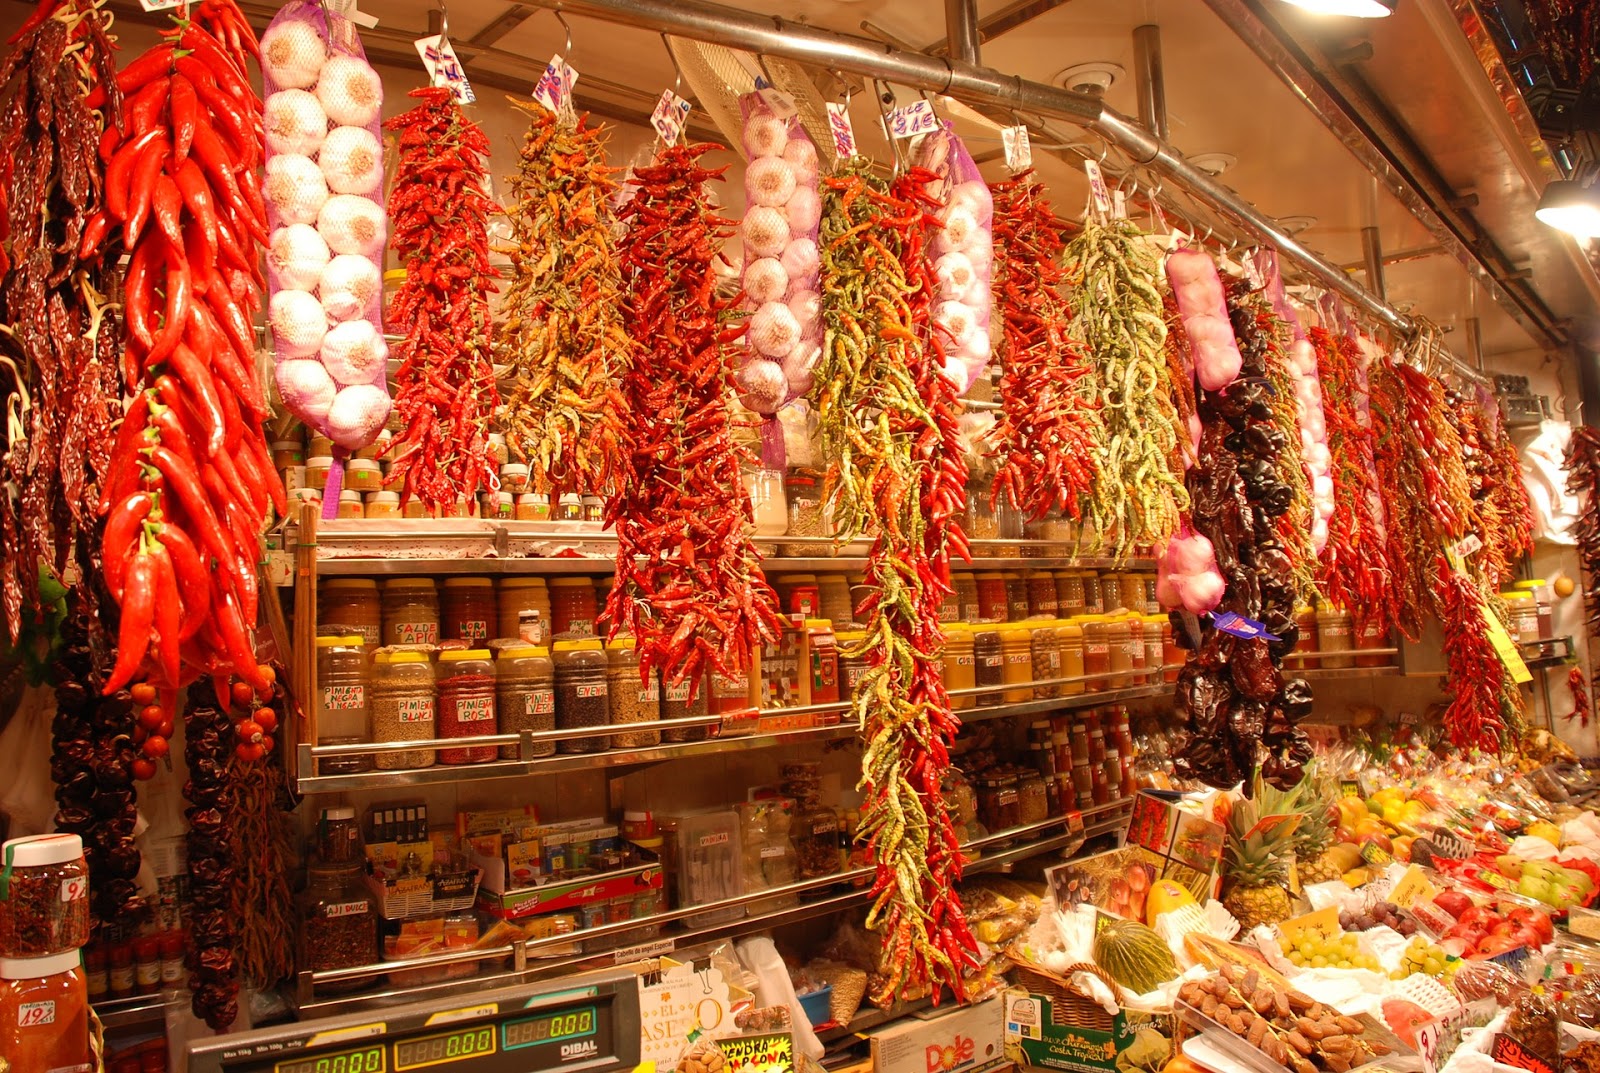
[269,289,329,357]
[319,127,383,195]
[785,186,821,233]
[261,20,327,90]
[746,156,799,208]
[742,113,789,158]
[319,254,383,321]
[320,319,388,386]
[782,137,819,184]
[737,359,788,413]
[315,55,383,127]
[743,207,791,259]
[935,252,977,301]
[743,257,790,305]
[749,301,800,358]
[264,154,329,226]
[269,223,331,291]
[264,89,328,157]
[317,194,386,256]
[935,300,978,347]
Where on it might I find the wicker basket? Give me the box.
[1009,961,1129,1032]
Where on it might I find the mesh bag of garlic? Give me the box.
[916,122,995,393]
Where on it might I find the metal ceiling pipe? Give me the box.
[1361,226,1386,300]
[526,0,1413,334]
[1133,24,1169,142]
[945,0,981,67]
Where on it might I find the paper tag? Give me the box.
[1389,865,1440,909]
[414,35,475,104]
[886,99,938,140]
[1113,188,1128,220]
[1414,1019,1442,1073]
[1084,159,1112,214]
[1211,611,1282,642]
[758,86,798,120]
[651,90,691,144]
[1486,615,1535,684]
[826,101,856,159]
[533,54,579,113]
[1002,125,1032,172]
[138,0,183,11]
[1278,906,1341,946]
[1452,534,1484,559]
[1169,227,1190,250]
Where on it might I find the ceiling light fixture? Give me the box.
[1535,174,1600,238]
[1278,0,1397,16]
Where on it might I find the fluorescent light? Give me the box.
[1279,0,1397,15]
[1536,179,1600,238]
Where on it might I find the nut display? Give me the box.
[1178,965,1389,1073]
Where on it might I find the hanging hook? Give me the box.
[554,8,574,55]
[1200,224,1214,248]
[661,32,683,96]
[435,0,451,57]
[873,78,905,175]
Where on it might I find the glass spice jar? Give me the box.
[661,671,710,743]
[791,796,841,881]
[973,628,1003,706]
[975,573,1008,623]
[1142,614,1166,679]
[1026,571,1058,618]
[435,649,497,764]
[835,630,869,700]
[1,950,91,1072]
[1017,773,1050,825]
[497,578,552,643]
[319,578,381,646]
[966,479,1001,540]
[315,636,372,773]
[298,860,378,994]
[1106,615,1136,688]
[441,577,495,646]
[1317,606,1355,669]
[497,645,556,759]
[0,835,89,959]
[1055,571,1087,618]
[1354,614,1390,668]
[553,639,610,754]
[1057,620,1086,696]
[1003,573,1029,622]
[817,574,854,627]
[371,651,436,770]
[1081,572,1105,616]
[1030,621,1061,699]
[978,775,1021,831]
[745,466,788,539]
[336,490,364,519]
[381,578,440,647]
[1081,616,1111,693]
[954,573,980,624]
[943,624,976,710]
[555,493,583,522]
[1293,604,1319,670]
[783,468,826,556]
[605,640,662,748]
[549,577,599,639]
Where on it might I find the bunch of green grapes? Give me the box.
[1285,932,1381,972]
[1392,936,1459,980]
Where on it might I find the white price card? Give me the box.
[139,0,184,11]
[1084,159,1112,215]
[532,53,579,113]
[1002,125,1032,172]
[1113,187,1128,220]
[414,35,475,104]
[826,101,857,158]
[650,90,691,144]
[886,99,938,140]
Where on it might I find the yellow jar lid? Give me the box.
[1077,614,1107,623]
[803,618,834,629]
[1514,579,1548,588]
[388,651,430,664]
[322,579,379,591]
[316,635,368,647]
[438,648,492,661]
[834,630,865,643]
[786,574,819,583]
[1024,569,1053,579]
[1143,613,1168,623]
[553,639,604,652]
[944,623,973,634]
[501,577,550,589]
[998,626,1033,638]
[498,646,549,659]
[1057,620,1083,633]
[1294,604,1315,615]
[549,577,597,588]
[383,578,437,590]
[605,636,637,650]
[372,651,389,664]
[442,577,493,588]
[384,269,408,283]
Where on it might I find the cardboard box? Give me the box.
[1003,989,1172,1073]
[1122,790,1226,901]
[869,996,1005,1073]
[474,854,663,919]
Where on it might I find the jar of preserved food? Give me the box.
[1026,571,1058,618]
[498,645,556,759]
[551,493,581,522]
[1070,762,1094,808]
[0,836,88,959]
[1003,573,1029,622]
[966,481,1001,540]
[1055,571,1087,618]
[943,624,976,709]
[499,463,531,494]
[316,636,371,773]
[316,805,363,863]
[1316,606,1354,669]
[599,639,660,749]
[954,573,980,623]
[804,620,840,707]
[1501,588,1540,643]
[497,578,552,643]
[1106,615,1135,688]
[1515,579,1554,639]
[1354,614,1390,668]
[707,656,752,717]
[1017,773,1050,825]
[381,578,440,647]
[973,628,1003,706]
[319,579,381,647]
[975,572,1008,622]
[744,466,787,539]
[336,490,363,519]
[1119,574,1145,618]
[1081,616,1111,692]
[1139,573,1160,615]
[305,455,333,491]
[1,950,91,1070]
[486,432,509,469]
[441,578,495,646]
[298,861,378,994]
[783,468,825,556]
[553,640,609,753]
[272,440,304,470]
[484,492,515,520]
[661,670,709,743]
[435,649,497,764]
[1057,620,1086,696]
[344,458,381,493]
[516,494,550,522]
[784,575,821,618]
[835,630,869,700]
[978,775,1021,831]
[402,498,429,519]
[1098,573,1126,614]
[371,651,436,770]
[1081,571,1105,615]
[1126,615,1147,677]
[817,574,853,626]
[1161,618,1181,684]
[998,626,1032,703]
[791,798,840,881]
[582,495,604,523]
[366,491,400,519]
[1030,622,1060,699]
[1142,614,1166,678]
[1293,605,1319,670]
[549,577,599,639]
[945,774,978,828]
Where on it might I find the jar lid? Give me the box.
[271,439,304,450]
[1143,613,1167,623]
[306,455,334,467]
[321,805,357,822]
[500,577,549,589]
[525,493,551,504]
[439,649,492,661]
[803,618,833,630]
[606,637,637,650]
[339,490,362,503]
[383,578,437,590]
[347,458,379,471]
[1515,579,1548,588]
[549,577,596,588]
[0,951,82,979]
[553,639,604,652]
[443,577,493,589]
[489,432,506,445]
[1025,570,1053,579]
[315,635,367,647]
[372,651,390,664]
[998,626,1032,638]
[388,651,430,664]
[370,491,400,504]
[630,836,665,851]
[1001,571,1023,580]
[323,579,379,591]
[2,833,83,872]
[975,572,1005,581]
[499,645,550,659]
[581,494,603,503]
[558,493,582,504]
[384,269,408,283]
[308,859,367,880]
[501,463,530,474]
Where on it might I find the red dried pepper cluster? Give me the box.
[1433,555,1512,751]
[384,87,501,514]
[1310,328,1390,634]
[606,143,782,689]
[1467,388,1535,588]
[1568,666,1591,729]
[986,171,1101,522]
[94,0,279,742]
[184,678,240,1029]
[1566,427,1600,728]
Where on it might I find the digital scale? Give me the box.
[186,969,641,1073]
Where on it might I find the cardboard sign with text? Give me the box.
[637,962,734,1068]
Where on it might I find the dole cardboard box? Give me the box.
[868,995,1004,1073]
[1002,988,1172,1073]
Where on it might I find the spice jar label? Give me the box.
[665,682,691,703]
[323,684,366,709]
[638,686,660,704]
[812,821,836,835]
[458,620,488,642]
[527,690,556,716]
[456,696,495,722]
[568,618,595,638]
[982,656,1002,669]
[395,621,440,645]
[325,900,371,918]
[955,655,974,666]
[60,876,87,903]
[759,846,787,859]
[575,683,607,700]
[397,698,434,724]
[17,1000,55,1027]
[845,667,865,688]
[1006,653,1029,665]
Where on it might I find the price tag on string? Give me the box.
[533,54,579,113]
[1083,159,1112,215]
[414,35,475,104]
[326,0,378,28]
[886,99,938,140]
[1113,187,1128,220]
[1001,125,1032,172]
[826,101,857,158]
[650,90,692,144]
[1210,610,1281,642]
[139,0,184,11]
[1451,533,1484,560]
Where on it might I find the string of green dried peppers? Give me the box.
[1063,220,1187,560]
[816,159,975,1004]
[496,98,630,497]
[606,142,781,688]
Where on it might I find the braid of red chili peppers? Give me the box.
[1565,428,1600,730]
[1568,666,1592,729]
[383,87,501,515]
[1472,388,1535,588]
[1434,555,1512,752]
[1162,292,1199,473]
[607,143,782,690]
[986,171,1101,522]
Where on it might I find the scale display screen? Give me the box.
[274,1047,387,1073]
[503,1006,596,1050]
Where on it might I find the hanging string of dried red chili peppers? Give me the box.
[816,160,975,1004]
[1433,555,1514,751]
[1310,327,1391,633]
[986,170,1101,522]
[1469,387,1535,588]
[384,87,501,514]
[1566,427,1600,729]
[607,142,781,689]
[497,98,631,497]
[184,678,240,1029]
[1567,666,1592,729]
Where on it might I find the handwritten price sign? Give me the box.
[651,90,691,144]
[886,100,938,140]
[413,35,476,104]
[1002,125,1032,172]
[826,102,856,158]
[532,54,579,113]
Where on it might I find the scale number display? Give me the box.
[503,1006,597,1050]
[275,1047,386,1073]
[394,1026,496,1070]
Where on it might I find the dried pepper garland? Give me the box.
[1568,666,1591,729]
[1468,387,1534,589]
[986,171,1101,522]
[1161,292,1199,472]
[607,142,781,688]
[230,668,295,989]
[0,0,123,641]
[1434,555,1516,751]
[384,87,501,513]
[1566,428,1600,727]
[1063,219,1187,559]
[817,160,975,1004]
[185,679,239,1030]
[497,99,630,496]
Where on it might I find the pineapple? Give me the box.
[1220,781,1296,930]
[1272,770,1342,884]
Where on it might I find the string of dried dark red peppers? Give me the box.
[185,678,240,1029]
[1566,428,1600,731]
[607,142,782,691]
[986,170,1101,523]
[817,159,975,1005]
[384,87,501,514]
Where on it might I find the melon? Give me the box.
[1093,918,1179,996]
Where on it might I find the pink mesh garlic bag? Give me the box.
[917,122,993,392]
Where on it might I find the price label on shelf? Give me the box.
[651,90,692,144]
[1278,905,1340,946]
[826,101,857,158]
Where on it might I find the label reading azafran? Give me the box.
[398,697,434,724]
[526,689,556,716]
[323,685,366,710]
[456,696,495,723]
